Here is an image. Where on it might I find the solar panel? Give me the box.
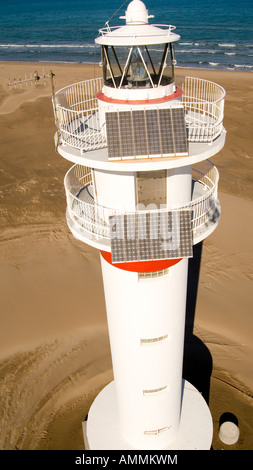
[132,110,148,157]
[158,108,174,155]
[109,209,193,263]
[145,109,160,156]
[105,107,188,161]
[106,112,121,160]
[171,107,189,154]
[118,111,134,157]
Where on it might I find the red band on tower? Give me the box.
[100,250,182,272]
[96,88,183,106]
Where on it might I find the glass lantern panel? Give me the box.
[102,45,130,88]
[145,44,174,86]
[127,47,151,88]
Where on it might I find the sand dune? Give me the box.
[196,193,253,393]
[0,324,112,450]
[0,62,252,450]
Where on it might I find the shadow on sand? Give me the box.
[183,242,213,404]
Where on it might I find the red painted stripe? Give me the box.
[96,88,183,105]
[100,250,182,273]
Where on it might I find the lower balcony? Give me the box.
[64,160,220,252]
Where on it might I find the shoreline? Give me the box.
[1,59,253,72]
[0,62,252,450]
[1,59,253,71]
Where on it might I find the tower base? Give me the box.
[83,380,213,450]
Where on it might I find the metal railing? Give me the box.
[54,77,103,111]
[53,77,106,151]
[177,75,225,143]
[98,23,177,37]
[53,76,225,152]
[64,160,219,242]
[190,160,219,233]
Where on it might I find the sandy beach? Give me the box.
[0,62,252,451]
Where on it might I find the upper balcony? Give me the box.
[52,75,226,170]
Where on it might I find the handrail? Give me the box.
[176,75,226,104]
[55,77,103,107]
[177,76,225,143]
[98,24,177,36]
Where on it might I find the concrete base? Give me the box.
[83,380,213,450]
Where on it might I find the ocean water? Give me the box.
[0,0,252,71]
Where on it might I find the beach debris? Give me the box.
[219,421,240,445]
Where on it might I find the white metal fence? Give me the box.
[55,77,103,111]
[190,160,219,233]
[64,160,219,242]
[177,75,225,143]
[53,77,106,151]
[53,76,225,152]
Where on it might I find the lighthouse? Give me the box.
[52,0,226,450]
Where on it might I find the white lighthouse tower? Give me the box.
[52,0,226,450]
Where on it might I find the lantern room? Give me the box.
[95,0,180,100]
[100,42,176,89]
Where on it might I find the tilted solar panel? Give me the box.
[105,107,188,161]
[109,209,193,263]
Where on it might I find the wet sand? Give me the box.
[0,62,252,450]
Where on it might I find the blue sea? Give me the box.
[0,0,253,71]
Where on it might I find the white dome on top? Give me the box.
[120,0,154,25]
[95,0,180,47]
